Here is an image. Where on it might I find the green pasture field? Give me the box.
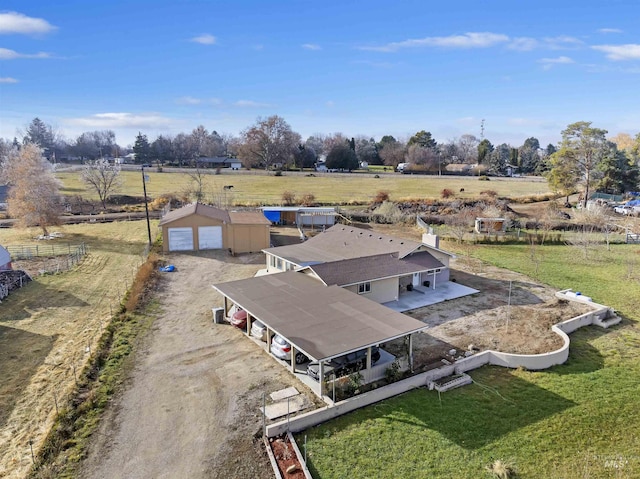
[299,242,640,479]
[56,169,550,206]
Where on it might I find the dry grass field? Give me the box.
[0,220,154,478]
[56,168,551,206]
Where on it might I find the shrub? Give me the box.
[486,459,518,479]
[274,170,283,176]
[480,190,498,198]
[478,175,490,181]
[373,190,390,204]
[281,191,296,206]
[441,188,454,199]
[299,193,316,206]
[385,359,403,383]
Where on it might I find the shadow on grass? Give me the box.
[383,367,576,450]
[0,325,56,429]
[548,328,609,375]
[0,281,89,321]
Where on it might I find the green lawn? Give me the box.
[56,170,551,206]
[299,243,640,479]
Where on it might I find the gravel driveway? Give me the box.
[80,251,310,479]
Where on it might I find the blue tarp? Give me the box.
[626,199,640,206]
[263,211,281,223]
[159,265,175,272]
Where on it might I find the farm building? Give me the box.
[159,203,270,254]
[0,245,11,271]
[474,217,508,234]
[261,206,337,227]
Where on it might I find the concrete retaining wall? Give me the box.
[266,288,620,438]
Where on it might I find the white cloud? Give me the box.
[508,37,539,51]
[302,43,321,50]
[0,76,18,83]
[326,100,335,108]
[353,60,397,68]
[65,113,172,129]
[0,47,51,59]
[598,28,623,34]
[543,35,583,50]
[175,96,202,105]
[190,34,216,45]
[538,56,574,70]
[0,11,56,35]
[358,32,509,52]
[252,44,264,51]
[592,44,640,61]
[234,100,272,108]
[175,96,222,106]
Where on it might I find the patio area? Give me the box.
[383,281,479,312]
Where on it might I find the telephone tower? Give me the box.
[480,119,485,140]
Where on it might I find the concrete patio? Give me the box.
[383,281,479,312]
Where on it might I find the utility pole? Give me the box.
[141,166,152,246]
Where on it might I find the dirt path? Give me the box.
[80,251,311,479]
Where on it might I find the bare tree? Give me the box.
[238,116,301,169]
[446,207,476,243]
[1,143,62,235]
[379,141,406,168]
[81,159,123,209]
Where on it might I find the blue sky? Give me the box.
[1,0,639,148]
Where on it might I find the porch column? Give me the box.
[433,270,437,289]
[319,361,325,397]
[290,345,296,373]
[223,296,228,316]
[366,346,372,370]
[409,334,414,372]
[246,313,252,335]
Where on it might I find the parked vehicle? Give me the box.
[270,334,308,364]
[307,347,381,381]
[614,205,634,215]
[250,319,267,341]
[228,309,247,329]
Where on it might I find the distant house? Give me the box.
[0,245,11,271]
[194,157,242,170]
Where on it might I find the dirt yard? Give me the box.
[398,260,593,370]
[79,251,320,479]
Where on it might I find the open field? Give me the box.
[55,169,550,206]
[0,220,154,479]
[300,241,640,479]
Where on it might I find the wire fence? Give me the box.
[8,243,88,275]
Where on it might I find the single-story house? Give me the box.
[261,206,337,227]
[263,224,453,299]
[195,157,243,170]
[159,203,270,254]
[0,245,11,271]
[212,225,462,398]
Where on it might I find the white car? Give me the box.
[614,205,634,215]
[250,320,267,341]
[270,334,308,364]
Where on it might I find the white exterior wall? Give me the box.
[343,277,398,304]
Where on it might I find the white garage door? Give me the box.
[168,227,194,251]
[198,226,223,249]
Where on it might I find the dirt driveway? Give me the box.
[80,251,314,479]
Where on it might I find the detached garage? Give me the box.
[160,203,270,254]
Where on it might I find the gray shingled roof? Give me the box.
[263,224,422,265]
[212,271,429,361]
[305,251,444,286]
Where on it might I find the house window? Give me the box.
[276,258,283,270]
[358,282,371,294]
